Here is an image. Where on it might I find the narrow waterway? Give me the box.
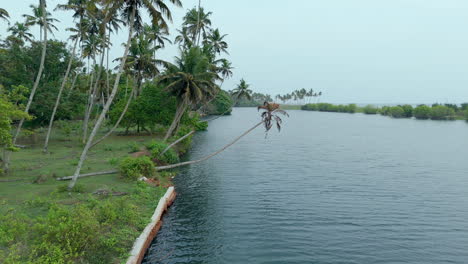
[143,108,468,264]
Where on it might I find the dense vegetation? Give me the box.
[0,0,250,263]
[302,103,468,121]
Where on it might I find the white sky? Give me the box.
[1,0,468,104]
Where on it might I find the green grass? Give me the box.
[0,124,183,263]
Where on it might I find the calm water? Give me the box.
[143,108,468,264]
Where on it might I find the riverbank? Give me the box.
[0,124,194,263]
[302,103,468,121]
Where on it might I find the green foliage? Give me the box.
[379,106,391,116]
[465,109,468,121]
[430,105,456,120]
[147,140,180,164]
[302,103,357,113]
[363,105,379,114]
[109,82,177,133]
[413,105,431,119]
[118,156,156,180]
[205,90,233,115]
[389,106,405,118]
[127,142,140,153]
[400,104,413,118]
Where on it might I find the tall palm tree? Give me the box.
[7,0,49,172]
[0,8,9,22]
[43,26,81,152]
[23,4,59,41]
[182,7,212,44]
[161,46,219,141]
[206,28,228,55]
[8,23,35,44]
[232,79,253,102]
[68,0,182,190]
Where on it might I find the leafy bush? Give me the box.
[118,156,156,180]
[302,103,356,113]
[465,109,468,121]
[147,140,180,164]
[205,90,233,115]
[389,106,405,118]
[363,105,379,114]
[379,106,391,116]
[430,105,456,120]
[413,105,431,119]
[127,141,140,153]
[400,104,413,118]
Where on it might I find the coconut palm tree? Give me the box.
[232,79,252,101]
[8,23,35,44]
[206,28,228,55]
[161,46,219,141]
[0,8,9,22]
[182,7,212,44]
[6,0,49,172]
[68,0,182,190]
[43,26,81,152]
[175,27,193,49]
[23,4,59,41]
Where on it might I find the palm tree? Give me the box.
[182,7,212,44]
[23,4,59,41]
[43,26,81,152]
[175,27,193,49]
[232,79,253,102]
[8,23,35,44]
[206,28,228,55]
[6,0,49,172]
[161,46,219,141]
[68,0,182,190]
[217,59,233,82]
[0,8,9,22]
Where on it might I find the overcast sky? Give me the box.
[1,0,468,104]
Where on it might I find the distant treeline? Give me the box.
[302,103,468,121]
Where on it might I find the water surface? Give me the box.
[144,108,468,264]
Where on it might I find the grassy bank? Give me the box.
[0,125,192,263]
[302,103,468,121]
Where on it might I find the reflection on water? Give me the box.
[143,108,468,264]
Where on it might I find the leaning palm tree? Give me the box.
[8,23,35,44]
[5,0,49,172]
[23,4,59,41]
[68,0,182,190]
[161,46,219,141]
[0,8,10,22]
[43,26,81,152]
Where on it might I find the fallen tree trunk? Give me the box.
[56,170,118,181]
[159,130,195,157]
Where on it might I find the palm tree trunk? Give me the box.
[4,1,48,172]
[106,28,111,102]
[59,120,265,180]
[157,121,263,170]
[67,71,79,98]
[83,54,96,143]
[43,38,78,153]
[159,130,195,157]
[90,88,135,149]
[68,8,136,190]
[163,98,188,141]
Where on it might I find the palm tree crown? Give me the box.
[0,8,9,22]
[8,23,35,44]
[23,4,60,39]
[232,79,253,101]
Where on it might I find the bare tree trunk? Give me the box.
[5,1,48,172]
[43,38,78,153]
[90,88,135,149]
[67,71,79,98]
[159,130,195,157]
[156,121,263,171]
[59,120,264,180]
[68,9,136,190]
[83,56,96,144]
[163,99,188,141]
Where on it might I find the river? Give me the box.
[143,108,468,264]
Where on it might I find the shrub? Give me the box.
[363,105,379,114]
[147,140,180,165]
[430,105,456,120]
[127,141,140,153]
[347,104,357,113]
[400,104,413,118]
[389,106,405,118]
[118,156,156,180]
[465,109,468,121]
[379,106,391,116]
[413,105,431,119]
[205,90,233,115]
